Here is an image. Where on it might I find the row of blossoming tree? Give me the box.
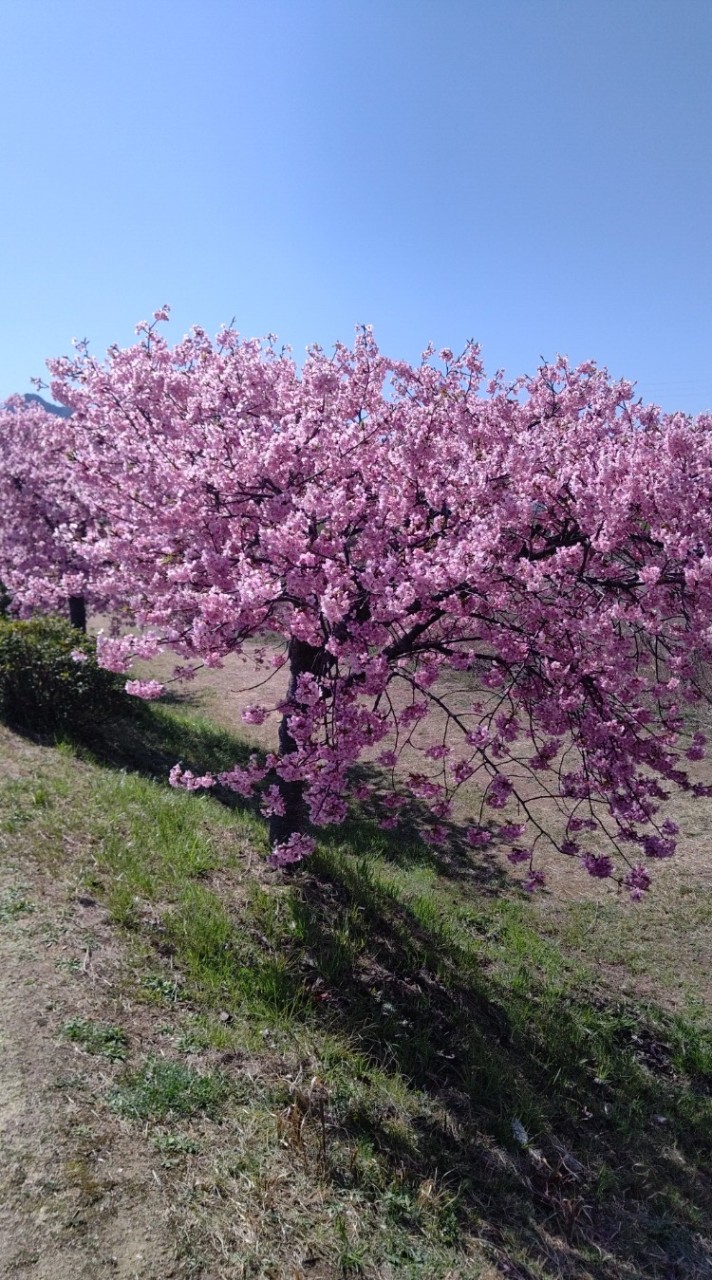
[1,308,711,894]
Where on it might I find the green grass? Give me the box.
[62,1017,129,1061]
[0,885,35,923]
[1,702,711,1278]
[110,1057,229,1120]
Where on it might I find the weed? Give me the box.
[141,973,184,1004]
[110,1057,228,1120]
[62,1018,129,1061]
[152,1131,202,1167]
[0,887,34,924]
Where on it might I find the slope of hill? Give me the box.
[0,686,710,1278]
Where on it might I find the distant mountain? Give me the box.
[23,393,72,418]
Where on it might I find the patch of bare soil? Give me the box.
[0,859,181,1279]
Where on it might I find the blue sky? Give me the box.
[1,0,710,412]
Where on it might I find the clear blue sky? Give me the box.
[1,0,710,412]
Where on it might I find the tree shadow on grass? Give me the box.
[7,691,508,888]
[344,760,499,876]
[274,849,712,1279]
[4,692,257,807]
[80,701,255,789]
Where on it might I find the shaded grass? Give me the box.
[0,706,710,1278]
[274,851,712,1270]
[61,699,258,797]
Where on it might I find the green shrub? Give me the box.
[0,616,130,735]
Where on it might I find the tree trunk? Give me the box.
[269,636,328,849]
[68,595,87,633]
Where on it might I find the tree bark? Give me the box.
[68,595,87,633]
[268,636,328,849]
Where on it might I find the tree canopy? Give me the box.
[3,310,711,893]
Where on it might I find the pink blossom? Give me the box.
[169,764,215,791]
[686,733,707,761]
[568,817,598,833]
[241,704,269,726]
[523,869,546,893]
[466,826,492,848]
[399,702,428,727]
[581,852,614,879]
[4,316,707,892]
[97,634,162,673]
[499,823,526,840]
[268,833,316,868]
[125,679,165,700]
[0,398,94,618]
[452,759,474,783]
[486,775,513,809]
[217,756,267,796]
[426,824,450,847]
[260,785,286,817]
[641,834,676,859]
[623,863,652,900]
[507,847,531,865]
[465,725,491,749]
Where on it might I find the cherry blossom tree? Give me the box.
[42,311,712,892]
[0,397,91,629]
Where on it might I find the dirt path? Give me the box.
[0,860,181,1279]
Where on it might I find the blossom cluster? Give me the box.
[2,311,711,893]
[0,397,94,615]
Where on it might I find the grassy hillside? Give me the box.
[0,701,710,1279]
